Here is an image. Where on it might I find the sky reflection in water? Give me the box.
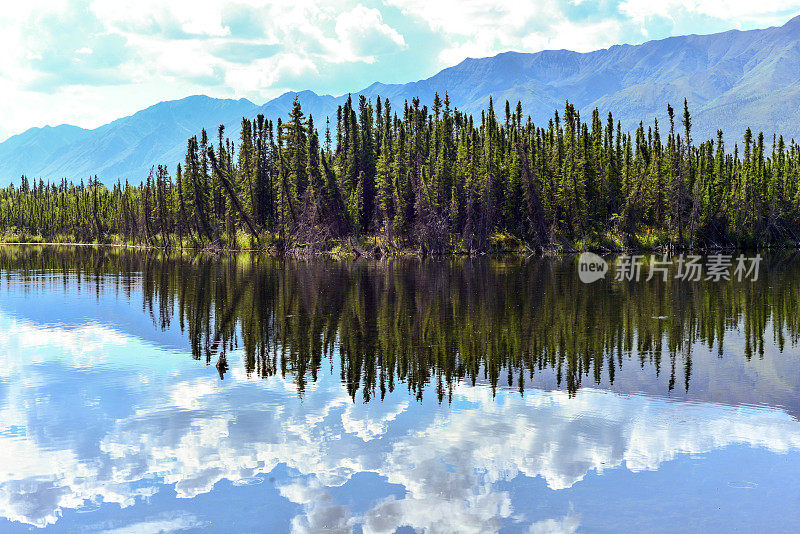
[0,247,799,532]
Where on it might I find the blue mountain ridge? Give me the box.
[3,14,800,185]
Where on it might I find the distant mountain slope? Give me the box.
[358,14,800,139]
[2,96,258,185]
[3,15,800,184]
[0,125,90,182]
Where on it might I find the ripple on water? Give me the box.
[728,481,758,489]
[75,502,101,513]
[232,477,264,486]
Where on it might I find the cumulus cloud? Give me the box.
[0,316,131,376]
[334,5,407,63]
[280,479,353,534]
[385,0,800,67]
[212,42,282,64]
[1,0,799,141]
[385,0,622,67]
[527,511,581,534]
[341,399,409,441]
[0,0,410,140]
[3,311,800,531]
[91,0,232,38]
[619,0,800,25]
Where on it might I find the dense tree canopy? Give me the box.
[2,95,799,252]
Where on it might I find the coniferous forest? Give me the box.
[2,94,799,253]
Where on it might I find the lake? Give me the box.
[1,246,799,532]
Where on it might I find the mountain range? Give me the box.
[3,14,800,185]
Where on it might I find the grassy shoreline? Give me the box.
[0,231,795,258]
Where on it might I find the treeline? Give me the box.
[2,95,800,251]
[3,246,798,401]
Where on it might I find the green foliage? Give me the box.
[2,97,800,252]
[489,231,522,250]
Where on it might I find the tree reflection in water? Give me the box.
[2,245,797,402]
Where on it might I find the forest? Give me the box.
[1,95,799,253]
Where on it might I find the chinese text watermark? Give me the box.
[578,253,762,283]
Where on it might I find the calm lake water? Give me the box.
[1,246,800,532]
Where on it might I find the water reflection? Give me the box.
[1,246,800,531]
[3,246,800,403]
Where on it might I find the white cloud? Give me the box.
[341,399,409,441]
[386,0,622,68]
[223,54,318,95]
[334,5,407,63]
[3,330,800,531]
[527,511,581,534]
[619,0,800,25]
[1,0,799,142]
[0,316,131,376]
[0,1,408,140]
[90,0,231,37]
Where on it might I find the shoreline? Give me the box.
[0,240,796,258]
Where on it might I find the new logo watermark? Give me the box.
[578,253,762,283]
[577,252,609,283]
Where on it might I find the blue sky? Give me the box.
[1,0,799,141]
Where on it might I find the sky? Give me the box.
[1,0,799,142]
